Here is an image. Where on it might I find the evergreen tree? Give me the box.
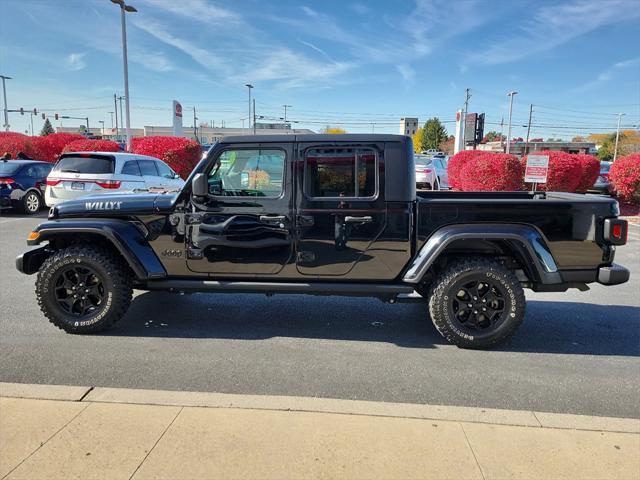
[422,118,447,151]
[40,118,55,136]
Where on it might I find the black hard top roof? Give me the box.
[219,134,408,144]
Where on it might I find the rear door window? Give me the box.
[138,160,159,176]
[304,147,377,199]
[121,161,142,176]
[54,155,115,174]
[36,164,53,177]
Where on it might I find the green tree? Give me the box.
[421,118,447,151]
[40,118,54,136]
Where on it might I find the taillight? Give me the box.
[95,180,121,189]
[0,178,15,186]
[46,179,61,186]
[416,168,432,174]
[604,218,628,246]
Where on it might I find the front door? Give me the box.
[295,143,387,277]
[186,144,294,276]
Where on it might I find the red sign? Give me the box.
[174,102,182,118]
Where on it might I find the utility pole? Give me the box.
[613,113,625,161]
[283,104,291,130]
[499,116,504,152]
[113,95,119,140]
[462,88,471,145]
[524,104,533,155]
[253,98,256,134]
[1,75,11,131]
[193,106,198,142]
[245,84,253,134]
[118,96,124,141]
[29,112,34,136]
[506,91,518,154]
[99,120,105,137]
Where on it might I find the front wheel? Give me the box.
[35,246,132,333]
[428,258,526,349]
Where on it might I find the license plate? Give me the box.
[71,182,85,190]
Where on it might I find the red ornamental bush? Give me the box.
[34,133,85,162]
[62,139,121,153]
[457,153,523,191]
[447,150,481,190]
[521,151,582,192]
[132,136,201,179]
[609,154,640,204]
[0,132,39,159]
[574,154,600,192]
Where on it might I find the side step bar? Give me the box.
[142,279,419,300]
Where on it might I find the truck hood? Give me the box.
[52,192,178,218]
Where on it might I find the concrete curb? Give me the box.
[1,382,638,434]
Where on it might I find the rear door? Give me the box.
[186,143,294,276]
[138,159,164,189]
[295,142,386,277]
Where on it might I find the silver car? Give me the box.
[431,155,449,189]
[414,154,439,190]
[591,161,612,194]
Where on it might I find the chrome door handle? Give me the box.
[344,215,373,224]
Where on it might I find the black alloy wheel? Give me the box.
[53,265,105,316]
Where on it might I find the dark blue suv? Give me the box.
[0,160,53,214]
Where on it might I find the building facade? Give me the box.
[399,117,419,136]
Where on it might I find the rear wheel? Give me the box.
[20,191,41,214]
[428,258,525,349]
[35,246,132,333]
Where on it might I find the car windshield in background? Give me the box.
[0,162,23,174]
[53,155,115,174]
[600,163,611,173]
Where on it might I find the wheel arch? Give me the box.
[22,219,166,280]
[403,223,562,286]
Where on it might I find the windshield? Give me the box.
[0,162,22,174]
[53,155,115,174]
[600,162,611,173]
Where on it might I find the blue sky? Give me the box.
[1,0,639,139]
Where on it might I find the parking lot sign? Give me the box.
[525,155,549,183]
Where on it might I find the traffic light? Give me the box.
[33,108,37,115]
[41,113,46,120]
[20,107,24,115]
[54,113,59,120]
[474,113,485,145]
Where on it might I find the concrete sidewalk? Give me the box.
[1,383,638,480]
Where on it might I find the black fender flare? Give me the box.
[402,223,561,285]
[20,219,166,280]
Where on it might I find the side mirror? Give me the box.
[191,173,208,197]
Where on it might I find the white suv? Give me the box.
[45,152,184,207]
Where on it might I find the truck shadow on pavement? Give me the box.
[108,292,640,356]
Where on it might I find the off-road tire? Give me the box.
[428,258,526,349]
[20,191,41,215]
[35,246,132,334]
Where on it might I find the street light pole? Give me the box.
[1,75,11,131]
[108,112,114,130]
[613,113,625,161]
[506,91,518,154]
[245,84,253,134]
[111,0,137,151]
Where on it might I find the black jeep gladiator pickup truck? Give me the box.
[16,134,630,349]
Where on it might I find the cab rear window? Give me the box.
[53,155,115,174]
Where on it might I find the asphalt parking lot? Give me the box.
[0,210,638,418]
